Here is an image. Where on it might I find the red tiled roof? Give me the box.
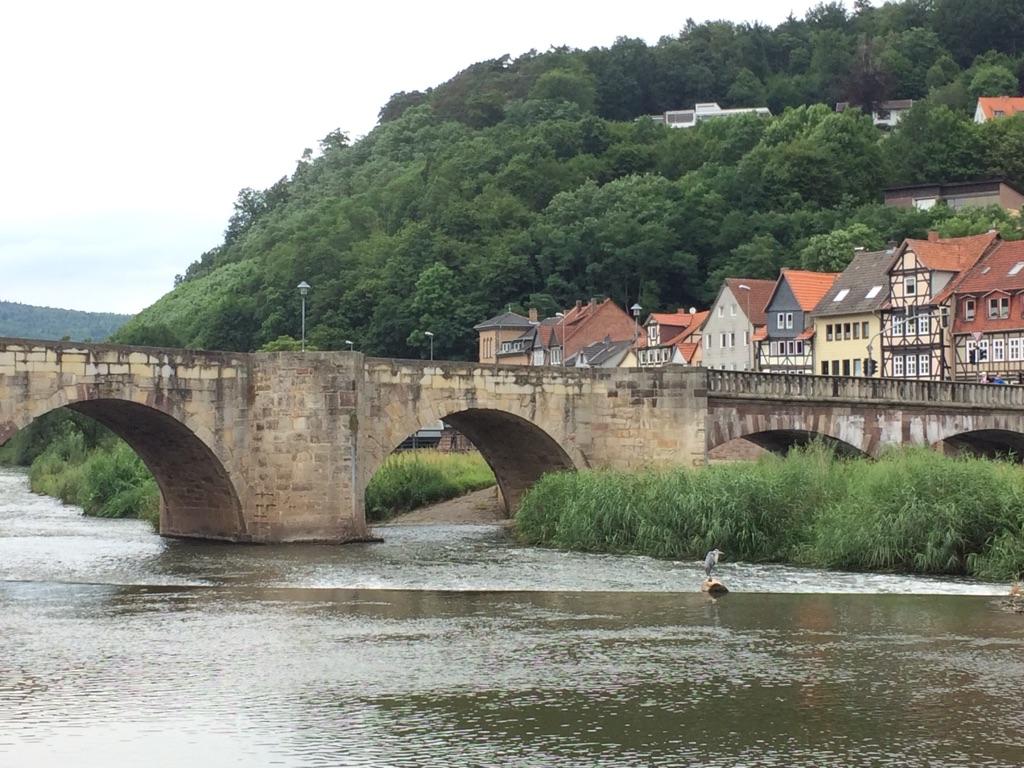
[752,325,768,342]
[676,341,700,363]
[977,97,1024,120]
[905,231,998,274]
[951,239,1024,334]
[661,311,709,345]
[779,269,840,312]
[723,278,776,325]
[797,328,815,340]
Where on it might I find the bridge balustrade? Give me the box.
[706,370,1024,408]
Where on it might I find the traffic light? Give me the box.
[865,358,878,376]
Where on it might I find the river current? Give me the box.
[1,466,1022,767]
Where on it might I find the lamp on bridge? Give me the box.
[631,303,642,343]
[344,339,354,351]
[738,283,752,370]
[297,281,311,352]
[424,330,434,361]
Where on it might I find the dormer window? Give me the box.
[988,296,1009,319]
[964,298,975,321]
[647,325,658,345]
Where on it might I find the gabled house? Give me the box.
[474,299,635,367]
[937,237,1024,382]
[702,278,775,370]
[880,231,999,380]
[974,96,1024,123]
[883,179,1024,213]
[634,309,708,368]
[810,250,892,377]
[756,269,839,373]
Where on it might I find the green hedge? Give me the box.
[365,450,495,521]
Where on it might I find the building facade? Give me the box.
[880,231,998,380]
[883,179,1024,213]
[701,278,775,371]
[756,269,838,373]
[650,102,771,128]
[810,250,891,377]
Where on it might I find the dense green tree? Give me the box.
[968,64,1020,98]
[799,223,885,271]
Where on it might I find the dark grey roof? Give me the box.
[810,250,893,317]
[473,311,532,331]
[567,338,632,367]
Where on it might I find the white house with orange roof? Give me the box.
[625,308,708,368]
[756,269,840,373]
[974,96,1024,123]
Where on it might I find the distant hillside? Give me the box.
[0,301,131,342]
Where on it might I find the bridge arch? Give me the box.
[935,429,1024,462]
[2,392,246,541]
[725,429,867,458]
[707,402,872,458]
[365,406,578,518]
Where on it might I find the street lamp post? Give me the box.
[297,281,311,351]
[344,339,354,351]
[738,284,752,370]
[630,303,642,342]
[424,331,434,361]
[555,311,565,366]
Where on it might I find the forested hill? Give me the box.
[0,301,130,342]
[116,0,1024,360]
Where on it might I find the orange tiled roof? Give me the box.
[905,231,998,274]
[676,342,700,363]
[977,97,1024,120]
[779,269,840,312]
[752,325,768,342]
[661,311,709,345]
[950,240,1024,334]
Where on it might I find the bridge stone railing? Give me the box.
[706,370,1024,409]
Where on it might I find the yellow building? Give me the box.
[809,250,892,377]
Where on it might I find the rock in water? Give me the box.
[701,578,729,595]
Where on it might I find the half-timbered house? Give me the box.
[880,231,998,380]
[755,269,839,373]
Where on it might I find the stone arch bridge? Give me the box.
[3,337,1024,543]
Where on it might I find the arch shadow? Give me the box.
[5,400,246,541]
[736,429,867,458]
[936,429,1024,462]
[378,408,576,516]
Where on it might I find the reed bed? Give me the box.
[364,449,495,521]
[515,445,1024,581]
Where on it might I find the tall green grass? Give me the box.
[365,450,495,521]
[516,445,1024,581]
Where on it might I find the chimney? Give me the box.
[575,299,582,309]
[528,307,538,322]
[927,230,939,242]
[589,297,598,307]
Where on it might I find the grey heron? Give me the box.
[704,548,724,579]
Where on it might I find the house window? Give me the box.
[647,325,659,345]
[785,312,794,329]
[826,324,833,341]
[842,359,851,376]
[906,312,917,336]
[967,339,977,363]
[862,321,870,338]
[917,311,930,335]
[993,338,1005,362]
[743,330,749,347]
[551,347,562,365]
[892,312,905,336]
[914,198,936,210]
[1010,337,1022,361]
[894,356,904,377]
[853,323,860,340]
[979,339,989,361]
[795,341,804,355]
[919,354,930,377]
[821,361,829,375]
[940,306,949,329]
[730,303,737,317]
[718,306,724,318]
[964,299,976,321]
[705,334,711,349]
[854,359,862,376]
[843,323,851,340]
[906,354,917,377]
[720,333,728,348]
[729,332,736,348]
[777,312,785,329]
[831,360,840,375]
[904,276,917,296]
[989,296,1010,319]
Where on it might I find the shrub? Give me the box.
[365,450,495,521]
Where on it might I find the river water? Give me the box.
[1,467,1022,767]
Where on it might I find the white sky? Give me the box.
[0,0,844,314]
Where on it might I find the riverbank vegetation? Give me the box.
[365,450,495,521]
[515,446,1024,581]
[0,412,159,525]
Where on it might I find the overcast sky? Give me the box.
[1,0,853,315]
